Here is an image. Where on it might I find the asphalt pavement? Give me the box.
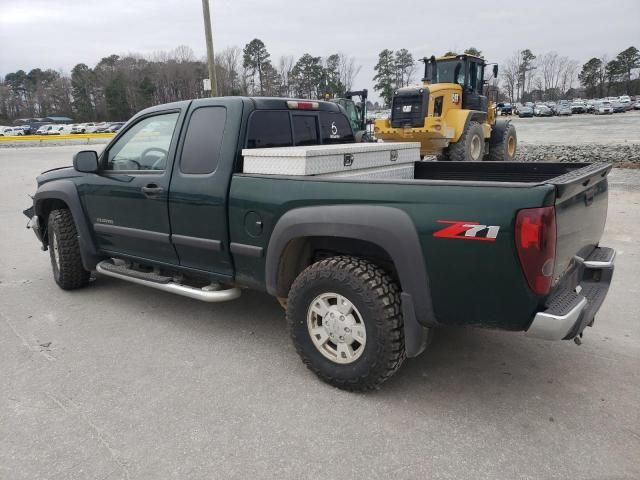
[1,146,638,480]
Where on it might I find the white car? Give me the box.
[49,125,72,135]
[36,124,56,135]
[71,123,95,134]
[0,127,25,136]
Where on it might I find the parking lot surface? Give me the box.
[1,146,639,480]
[509,110,640,145]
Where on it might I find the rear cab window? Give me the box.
[245,109,354,151]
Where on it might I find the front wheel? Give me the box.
[440,121,485,161]
[47,209,91,290]
[286,256,405,391]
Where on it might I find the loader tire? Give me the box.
[487,121,517,161]
[441,121,485,161]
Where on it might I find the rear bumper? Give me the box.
[526,247,615,340]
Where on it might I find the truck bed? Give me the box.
[413,161,608,185]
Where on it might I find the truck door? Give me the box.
[168,98,241,280]
[79,109,184,264]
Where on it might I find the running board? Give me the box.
[96,261,241,303]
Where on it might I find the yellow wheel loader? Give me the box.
[374,54,517,161]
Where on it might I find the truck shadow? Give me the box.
[95,276,601,403]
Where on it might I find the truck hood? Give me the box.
[36,166,82,186]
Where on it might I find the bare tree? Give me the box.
[171,45,196,63]
[277,55,295,96]
[559,59,579,96]
[501,52,520,102]
[337,53,361,92]
[217,46,243,95]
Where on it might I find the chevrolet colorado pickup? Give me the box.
[24,97,615,391]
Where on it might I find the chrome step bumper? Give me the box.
[526,247,615,340]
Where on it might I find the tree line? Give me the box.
[501,46,639,103]
[1,41,638,122]
[373,45,639,105]
[0,40,360,123]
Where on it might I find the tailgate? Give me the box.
[549,163,612,284]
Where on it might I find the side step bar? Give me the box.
[96,260,241,303]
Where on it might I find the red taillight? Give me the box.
[515,206,556,295]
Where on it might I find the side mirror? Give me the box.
[73,150,99,173]
[493,65,499,78]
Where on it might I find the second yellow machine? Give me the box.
[374,54,517,162]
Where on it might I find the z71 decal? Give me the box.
[433,220,500,242]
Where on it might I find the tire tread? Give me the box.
[48,209,90,290]
[286,256,405,391]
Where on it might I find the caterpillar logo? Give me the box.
[433,220,500,242]
[452,93,460,104]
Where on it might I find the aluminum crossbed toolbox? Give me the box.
[242,142,420,176]
[318,163,415,180]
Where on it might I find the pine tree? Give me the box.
[373,49,396,107]
[242,39,271,95]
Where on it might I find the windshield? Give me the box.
[435,60,465,85]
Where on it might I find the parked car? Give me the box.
[48,125,73,135]
[634,101,640,110]
[496,103,513,115]
[22,96,616,391]
[556,104,572,116]
[518,106,534,118]
[594,101,613,115]
[94,123,112,133]
[91,122,110,133]
[570,101,586,114]
[1,127,25,136]
[534,105,553,117]
[611,101,626,113]
[106,122,125,133]
[71,123,96,134]
[36,124,55,135]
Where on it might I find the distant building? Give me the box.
[13,116,73,126]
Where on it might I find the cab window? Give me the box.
[105,112,179,171]
[180,107,226,174]
[292,115,318,146]
[246,111,292,148]
[319,112,354,144]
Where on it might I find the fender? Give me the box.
[265,205,438,357]
[34,179,101,270]
[445,109,487,142]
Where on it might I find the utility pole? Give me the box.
[202,0,217,97]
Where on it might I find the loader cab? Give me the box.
[426,55,488,112]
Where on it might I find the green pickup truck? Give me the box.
[24,97,615,391]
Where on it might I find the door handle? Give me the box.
[142,184,163,196]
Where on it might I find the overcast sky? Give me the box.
[1,0,638,101]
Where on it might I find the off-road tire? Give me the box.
[47,209,90,290]
[286,256,405,391]
[487,122,517,162]
[440,121,485,162]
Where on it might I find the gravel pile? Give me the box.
[515,143,640,167]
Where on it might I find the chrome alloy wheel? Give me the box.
[307,292,367,364]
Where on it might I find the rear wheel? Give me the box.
[439,121,485,162]
[47,209,90,290]
[286,256,405,391]
[487,122,517,161]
